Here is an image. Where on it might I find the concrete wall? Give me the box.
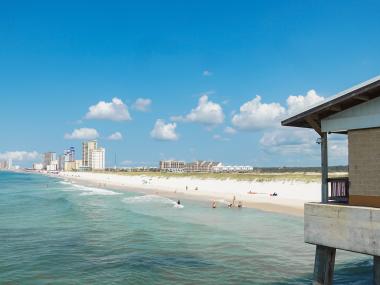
[305,203,380,256]
[349,128,380,206]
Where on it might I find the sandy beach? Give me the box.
[54,171,323,216]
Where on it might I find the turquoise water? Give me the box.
[0,172,372,284]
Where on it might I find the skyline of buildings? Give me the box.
[38,140,106,172]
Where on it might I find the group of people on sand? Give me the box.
[211,195,243,209]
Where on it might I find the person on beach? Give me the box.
[232,195,236,207]
[212,201,217,208]
[238,201,243,208]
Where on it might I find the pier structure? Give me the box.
[282,76,380,285]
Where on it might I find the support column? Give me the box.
[321,133,328,203]
[374,256,380,285]
[313,245,336,285]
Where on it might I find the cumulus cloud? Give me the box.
[260,129,347,163]
[172,95,224,125]
[150,119,178,141]
[203,70,213,77]
[64,128,99,140]
[232,90,324,132]
[260,128,317,155]
[232,96,286,131]
[107,132,123,141]
[224,126,237,135]
[132,98,152,112]
[287,90,324,115]
[85,97,131,121]
[0,151,40,161]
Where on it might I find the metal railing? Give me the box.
[327,177,349,203]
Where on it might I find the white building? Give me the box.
[212,165,254,173]
[159,160,186,172]
[81,140,106,171]
[185,161,220,172]
[46,160,58,172]
[90,148,105,170]
[82,140,97,169]
[43,152,57,169]
[0,159,13,170]
[33,163,44,170]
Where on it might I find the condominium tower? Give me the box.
[82,140,105,170]
[82,140,97,168]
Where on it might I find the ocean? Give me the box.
[0,171,372,284]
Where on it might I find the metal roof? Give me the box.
[281,75,380,131]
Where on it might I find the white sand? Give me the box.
[56,171,321,216]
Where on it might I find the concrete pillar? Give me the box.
[313,245,336,285]
[321,133,328,203]
[374,256,380,285]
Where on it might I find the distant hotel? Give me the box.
[159,160,253,173]
[82,140,105,171]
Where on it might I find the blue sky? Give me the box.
[1,0,380,167]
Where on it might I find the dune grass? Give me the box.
[99,170,348,183]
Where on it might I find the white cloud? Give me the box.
[107,132,123,141]
[213,134,230,141]
[224,126,237,135]
[64,128,99,140]
[203,70,213,77]
[287,90,324,115]
[150,119,178,141]
[260,129,348,163]
[231,90,324,132]
[260,128,317,156]
[232,96,286,131]
[172,95,224,125]
[132,98,152,112]
[85,97,131,121]
[0,151,40,161]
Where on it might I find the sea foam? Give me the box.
[122,194,184,208]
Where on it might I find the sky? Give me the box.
[1,0,380,167]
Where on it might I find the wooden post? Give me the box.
[313,245,336,285]
[321,133,328,203]
[374,256,380,285]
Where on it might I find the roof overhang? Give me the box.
[281,76,380,135]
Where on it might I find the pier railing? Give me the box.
[327,177,349,203]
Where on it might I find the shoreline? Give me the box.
[49,171,324,216]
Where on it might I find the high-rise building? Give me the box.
[81,140,105,170]
[43,152,57,169]
[82,140,97,168]
[91,148,105,170]
[7,159,12,170]
[58,155,65,171]
[64,147,75,162]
